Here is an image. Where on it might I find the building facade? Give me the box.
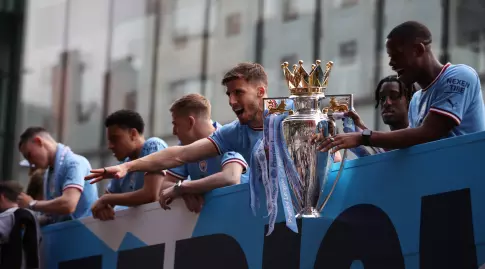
[2,0,484,187]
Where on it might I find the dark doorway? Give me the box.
[0,0,26,181]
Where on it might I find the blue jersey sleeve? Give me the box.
[140,137,168,157]
[167,164,189,180]
[207,121,239,155]
[429,65,480,125]
[220,151,248,173]
[60,158,87,193]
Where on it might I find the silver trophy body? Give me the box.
[265,60,348,219]
[282,95,336,218]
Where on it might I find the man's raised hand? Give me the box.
[84,164,128,184]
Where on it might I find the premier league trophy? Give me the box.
[263,60,351,222]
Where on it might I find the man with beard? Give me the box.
[316,21,485,153]
[85,62,269,183]
[91,109,168,221]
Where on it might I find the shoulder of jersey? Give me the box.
[220,120,241,128]
[451,64,479,76]
[145,137,168,147]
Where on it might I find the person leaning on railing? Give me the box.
[0,181,42,269]
[316,21,485,152]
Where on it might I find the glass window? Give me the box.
[340,0,359,8]
[451,0,485,87]
[280,54,298,78]
[282,0,298,22]
[338,40,357,65]
[20,1,67,141]
[62,0,111,152]
[154,78,202,136]
[225,13,241,37]
[172,0,218,41]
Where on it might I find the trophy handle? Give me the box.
[317,149,348,213]
[323,94,354,113]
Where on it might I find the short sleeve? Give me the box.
[429,66,479,125]
[207,122,238,155]
[140,138,168,157]
[60,159,85,193]
[221,151,248,173]
[106,179,121,193]
[167,164,189,180]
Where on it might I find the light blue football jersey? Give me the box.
[44,143,98,221]
[208,99,294,162]
[169,122,249,183]
[208,121,262,164]
[408,63,485,137]
[107,137,168,193]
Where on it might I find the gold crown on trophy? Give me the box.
[281,60,334,95]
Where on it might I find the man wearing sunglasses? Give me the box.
[317,21,485,152]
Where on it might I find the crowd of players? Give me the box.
[0,20,484,268]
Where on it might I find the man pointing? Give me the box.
[85,62,269,183]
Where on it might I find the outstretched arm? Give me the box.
[86,138,220,183]
[126,139,219,173]
[363,112,454,149]
[99,172,164,207]
[318,112,455,152]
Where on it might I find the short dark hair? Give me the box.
[18,127,48,149]
[105,109,145,134]
[221,62,268,86]
[374,75,417,108]
[170,93,211,119]
[0,181,23,202]
[387,21,432,45]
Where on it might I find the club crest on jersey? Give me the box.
[199,160,208,173]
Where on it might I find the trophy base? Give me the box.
[296,208,321,218]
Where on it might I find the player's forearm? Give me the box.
[180,171,240,194]
[101,190,157,207]
[103,174,163,206]
[369,126,439,149]
[34,196,77,215]
[125,146,186,173]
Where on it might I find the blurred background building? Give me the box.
[0,0,484,188]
